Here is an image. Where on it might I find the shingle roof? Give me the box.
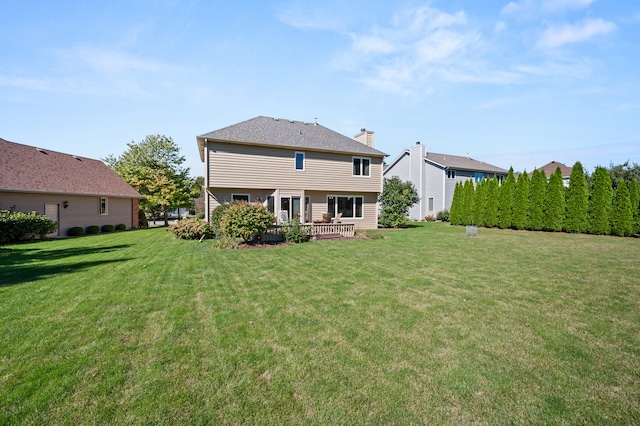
[197,116,387,161]
[0,138,142,198]
[425,152,508,174]
[529,161,572,178]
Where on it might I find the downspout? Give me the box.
[204,138,210,222]
[442,167,446,212]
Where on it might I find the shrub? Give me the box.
[283,218,309,243]
[436,210,450,222]
[167,218,215,240]
[0,209,58,243]
[220,202,274,242]
[68,226,84,237]
[378,176,420,228]
[115,223,127,231]
[101,224,115,233]
[424,215,437,222]
[212,235,239,250]
[86,226,100,235]
[210,201,236,236]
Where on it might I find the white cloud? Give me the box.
[502,0,594,16]
[537,18,616,48]
[351,34,397,55]
[541,0,595,13]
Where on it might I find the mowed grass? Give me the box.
[1,223,639,425]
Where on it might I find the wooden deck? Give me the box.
[261,223,355,242]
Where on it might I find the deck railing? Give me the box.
[261,223,355,242]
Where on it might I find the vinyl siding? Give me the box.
[207,189,379,229]
[1,192,134,237]
[207,142,383,193]
[423,162,444,216]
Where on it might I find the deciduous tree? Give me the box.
[105,135,200,226]
[378,176,420,228]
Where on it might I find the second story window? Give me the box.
[295,152,305,171]
[353,157,370,177]
[447,170,456,179]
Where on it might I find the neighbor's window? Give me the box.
[100,197,108,215]
[295,152,305,171]
[232,194,249,202]
[327,195,364,219]
[447,170,456,179]
[352,157,371,177]
[428,198,434,211]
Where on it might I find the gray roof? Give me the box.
[425,152,508,174]
[197,116,387,161]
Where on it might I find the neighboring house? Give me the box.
[0,138,143,237]
[197,116,387,229]
[528,161,573,187]
[384,142,508,220]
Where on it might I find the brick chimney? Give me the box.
[354,128,374,148]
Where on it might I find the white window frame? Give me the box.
[99,197,108,215]
[352,157,371,177]
[327,195,364,219]
[232,193,250,202]
[295,152,305,171]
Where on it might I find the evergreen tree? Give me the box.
[629,178,640,234]
[543,167,565,231]
[564,161,589,233]
[474,178,487,227]
[611,180,634,236]
[462,179,475,225]
[512,171,530,230]
[588,167,613,235]
[528,169,547,231]
[497,167,516,229]
[450,182,463,225]
[484,177,499,227]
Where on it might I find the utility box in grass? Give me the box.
[466,225,478,237]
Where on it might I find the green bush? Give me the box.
[101,224,115,233]
[424,215,437,222]
[115,223,127,231]
[283,219,309,243]
[378,176,420,228]
[210,202,236,236]
[211,235,239,250]
[0,209,58,243]
[86,226,100,235]
[220,202,274,242]
[167,218,215,240]
[436,210,450,222]
[68,226,84,237]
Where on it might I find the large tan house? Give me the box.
[197,116,387,229]
[0,138,142,237]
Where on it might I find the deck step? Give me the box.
[315,233,343,240]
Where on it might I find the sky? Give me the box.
[2,0,639,177]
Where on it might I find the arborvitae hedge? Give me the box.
[512,171,530,230]
[497,167,516,229]
[462,180,475,225]
[450,182,463,226]
[588,167,613,235]
[474,178,487,227]
[484,178,499,227]
[564,161,589,233]
[629,179,640,234]
[611,180,633,237]
[543,167,565,232]
[528,169,547,231]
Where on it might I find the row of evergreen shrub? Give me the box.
[449,162,640,237]
[0,209,58,244]
[67,224,127,237]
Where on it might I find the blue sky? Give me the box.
[2,0,639,177]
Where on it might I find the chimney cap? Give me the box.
[361,128,366,132]
[416,141,421,145]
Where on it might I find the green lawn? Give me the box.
[1,224,639,424]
